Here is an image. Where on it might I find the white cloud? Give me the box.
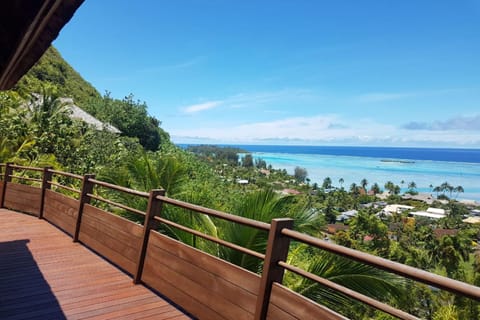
[182,100,223,114]
[171,114,480,147]
[403,114,480,131]
[179,88,313,114]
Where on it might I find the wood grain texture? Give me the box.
[0,181,4,205]
[43,189,79,235]
[78,204,143,275]
[3,182,41,216]
[0,208,190,320]
[143,230,260,320]
[267,283,348,320]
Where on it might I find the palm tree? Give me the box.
[360,178,368,191]
[439,181,453,198]
[218,189,321,273]
[370,183,381,194]
[350,183,359,196]
[338,178,344,189]
[407,181,417,194]
[433,186,442,197]
[322,177,332,190]
[285,248,405,316]
[384,181,396,194]
[97,150,221,250]
[453,185,464,199]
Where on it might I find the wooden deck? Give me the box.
[0,209,191,320]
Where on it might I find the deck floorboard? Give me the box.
[0,209,191,320]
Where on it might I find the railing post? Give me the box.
[73,174,95,242]
[254,218,294,320]
[1,162,13,208]
[134,189,165,284]
[39,166,53,219]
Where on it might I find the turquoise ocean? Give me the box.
[180,145,480,202]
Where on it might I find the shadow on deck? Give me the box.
[0,209,190,320]
[0,239,66,320]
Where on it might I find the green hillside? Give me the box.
[13,46,100,107]
[6,46,169,152]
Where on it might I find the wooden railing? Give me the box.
[1,162,480,320]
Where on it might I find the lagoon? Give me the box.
[250,151,480,202]
[179,144,480,201]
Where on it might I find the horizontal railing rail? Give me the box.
[89,178,149,198]
[87,193,146,217]
[157,195,271,231]
[85,178,148,217]
[6,165,43,185]
[154,195,271,260]
[153,215,266,260]
[48,181,81,194]
[48,169,83,180]
[9,164,43,172]
[10,175,42,183]
[1,162,479,320]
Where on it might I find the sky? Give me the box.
[54,0,480,147]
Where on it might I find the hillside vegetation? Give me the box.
[14,46,100,106]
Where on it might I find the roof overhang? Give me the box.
[0,0,84,90]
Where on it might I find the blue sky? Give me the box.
[54,1,480,147]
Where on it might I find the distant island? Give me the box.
[381,159,415,164]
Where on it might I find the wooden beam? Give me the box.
[73,174,95,242]
[134,189,165,284]
[254,218,294,320]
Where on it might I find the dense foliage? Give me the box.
[14,47,100,107]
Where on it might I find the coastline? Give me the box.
[179,144,480,202]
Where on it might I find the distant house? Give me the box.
[463,216,480,224]
[408,208,446,220]
[281,188,301,195]
[29,95,120,134]
[381,204,414,216]
[236,179,249,185]
[376,191,391,200]
[402,193,435,205]
[337,209,358,222]
[327,224,350,234]
[426,207,446,215]
[259,169,270,176]
[61,98,121,133]
[471,209,480,216]
[433,229,458,239]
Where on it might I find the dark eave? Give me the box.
[0,0,84,90]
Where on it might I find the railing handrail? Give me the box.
[87,193,146,217]
[48,181,81,194]
[48,169,83,180]
[9,175,42,183]
[88,178,150,198]
[9,164,43,172]
[153,215,266,260]
[281,228,480,301]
